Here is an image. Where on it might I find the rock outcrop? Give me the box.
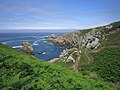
[82,29,101,49]
[20,42,34,55]
[45,34,58,39]
[46,30,101,49]
[58,48,81,63]
[45,34,68,46]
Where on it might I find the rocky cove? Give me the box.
[43,23,120,63]
[20,22,120,63]
[38,29,101,63]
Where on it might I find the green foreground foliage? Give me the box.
[0,43,114,90]
[84,47,120,83]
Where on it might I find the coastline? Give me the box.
[48,58,59,63]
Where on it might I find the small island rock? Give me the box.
[20,42,34,55]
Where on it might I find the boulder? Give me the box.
[45,34,57,39]
[49,34,58,39]
[20,42,34,55]
[82,29,101,49]
[46,34,67,46]
[66,56,75,63]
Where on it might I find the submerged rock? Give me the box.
[38,51,43,54]
[20,42,34,55]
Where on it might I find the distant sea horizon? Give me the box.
[0,29,76,33]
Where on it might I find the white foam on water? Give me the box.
[33,41,38,46]
[43,41,47,43]
[42,52,46,54]
[2,40,34,44]
[40,38,46,41]
[32,40,40,46]
[12,46,22,48]
[2,41,15,44]
[40,35,48,38]
[2,42,6,44]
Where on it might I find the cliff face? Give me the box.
[46,21,120,50]
[50,21,120,63]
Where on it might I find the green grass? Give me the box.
[53,60,74,70]
[84,47,120,83]
[111,21,120,28]
[101,32,120,46]
[78,29,92,36]
[0,43,114,90]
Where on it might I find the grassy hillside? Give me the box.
[53,21,120,89]
[83,47,120,83]
[0,43,114,90]
[101,32,120,46]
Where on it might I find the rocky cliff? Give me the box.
[48,21,120,64]
[46,21,120,50]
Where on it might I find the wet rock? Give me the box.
[45,34,68,46]
[20,42,34,55]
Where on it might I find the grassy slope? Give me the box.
[77,23,120,85]
[0,43,114,90]
[81,23,120,85]
[84,47,120,83]
[101,32,120,46]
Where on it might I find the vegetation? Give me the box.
[78,28,92,36]
[111,21,120,28]
[101,32,120,46]
[0,43,114,90]
[54,21,120,89]
[84,47,120,83]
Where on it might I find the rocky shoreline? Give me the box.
[20,22,120,63]
[45,29,102,49]
[44,34,68,47]
[45,22,120,63]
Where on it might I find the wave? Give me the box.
[32,40,39,46]
[42,52,46,54]
[1,36,37,40]
[2,42,6,44]
[40,35,48,39]
[2,41,15,44]
[43,41,47,43]
[32,38,45,46]
[12,46,22,49]
[33,42,38,46]
[2,40,34,44]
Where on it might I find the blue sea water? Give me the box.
[0,32,65,61]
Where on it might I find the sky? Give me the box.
[0,0,120,32]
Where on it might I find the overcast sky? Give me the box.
[0,0,120,32]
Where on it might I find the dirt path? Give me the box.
[71,56,80,72]
[84,49,91,64]
[71,45,120,72]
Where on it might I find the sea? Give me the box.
[0,32,66,61]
